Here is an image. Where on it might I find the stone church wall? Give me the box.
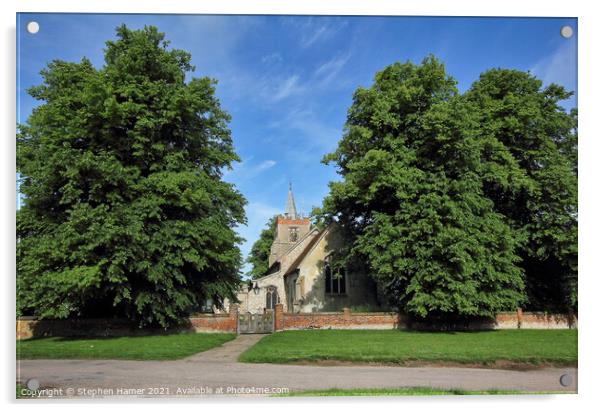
[237,271,288,314]
[294,227,385,313]
[269,217,311,266]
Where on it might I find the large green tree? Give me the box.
[17,25,247,327]
[320,55,577,321]
[465,70,577,311]
[246,217,277,279]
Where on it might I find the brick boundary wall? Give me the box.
[189,304,239,333]
[272,304,577,331]
[16,304,239,340]
[279,307,405,330]
[16,304,576,340]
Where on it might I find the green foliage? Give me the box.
[246,216,277,279]
[321,55,577,320]
[465,71,577,311]
[17,25,247,327]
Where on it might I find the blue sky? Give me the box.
[16,14,577,274]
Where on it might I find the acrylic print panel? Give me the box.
[16,13,577,399]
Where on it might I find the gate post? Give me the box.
[274,303,284,331]
[229,304,239,333]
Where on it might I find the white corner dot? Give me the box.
[26,21,39,34]
[560,25,573,39]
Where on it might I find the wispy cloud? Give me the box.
[268,107,342,153]
[270,75,304,101]
[255,160,277,172]
[273,74,303,101]
[530,41,577,92]
[248,52,353,104]
[224,157,277,181]
[301,25,329,48]
[294,18,349,48]
[314,52,352,87]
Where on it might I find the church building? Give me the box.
[225,185,385,314]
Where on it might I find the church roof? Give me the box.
[283,228,327,276]
[284,182,297,218]
[261,226,324,279]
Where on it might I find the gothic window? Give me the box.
[266,287,279,310]
[289,226,299,242]
[324,263,346,295]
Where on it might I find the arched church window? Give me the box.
[324,263,346,295]
[266,286,279,310]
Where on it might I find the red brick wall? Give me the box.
[16,305,239,340]
[277,305,404,330]
[276,217,311,225]
[16,306,577,339]
[188,315,236,333]
[274,306,577,331]
[519,311,578,329]
[274,303,284,330]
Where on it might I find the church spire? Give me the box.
[284,181,297,218]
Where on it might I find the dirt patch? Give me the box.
[287,359,576,371]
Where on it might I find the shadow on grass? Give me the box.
[21,330,198,343]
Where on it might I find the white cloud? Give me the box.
[530,41,577,92]
[314,53,351,86]
[255,160,277,172]
[249,53,353,105]
[296,18,349,48]
[268,107,342,153]
[223,158,277,182]
[301,25,329,48]
[270,75,304,101]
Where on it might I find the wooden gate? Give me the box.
[238,311,274,334]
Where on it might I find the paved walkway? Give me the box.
[185,334,263,363]
[17,334,577,398]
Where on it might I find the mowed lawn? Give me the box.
[239,329,577,366]
[17,332,236,360]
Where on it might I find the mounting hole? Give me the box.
[559,373,573,387]
[26,378,40,390]
[26,21,39,34]
[560,25,573,39]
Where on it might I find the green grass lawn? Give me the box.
[239,329,577,366]
[278,387,554,397]
[17,332,236,360]
[16,384,27,399]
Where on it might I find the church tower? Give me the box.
[268,183,311,266]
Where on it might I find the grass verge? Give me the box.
[17,332,236,360]
[16,384,27,399]
[239,329,577,367]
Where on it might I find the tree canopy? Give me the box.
[319,56,577,321]
[17,25,247,327]
[246,217,277,279]
[464,71,577,311]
